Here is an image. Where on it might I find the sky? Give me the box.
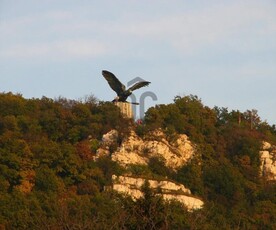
[0,0,276,124]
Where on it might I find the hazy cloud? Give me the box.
[1,1,275,59]
[0,39,109,60]
[110,1,276,54]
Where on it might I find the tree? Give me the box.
[34,165,60,192]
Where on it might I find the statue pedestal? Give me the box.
[114,102,133,119]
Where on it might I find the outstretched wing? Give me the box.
[102,70,126,95]
[128,81,151,92]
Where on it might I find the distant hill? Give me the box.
[0,92,275,229]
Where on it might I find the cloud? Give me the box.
[237,62,276,79]
[0,39,109,60]
[107,1,276,54]
[0,10,73,37]
[1,0,275,60]
[0,9,112,60]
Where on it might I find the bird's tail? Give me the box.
[124,101,140,105]
[112,100,139,105]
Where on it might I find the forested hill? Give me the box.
[0,92,275,229]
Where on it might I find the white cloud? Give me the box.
[0,1,275,60]
[0,39,109,60]
[237,62,276,79]
[0,10,73,37]
[106,1,276,54]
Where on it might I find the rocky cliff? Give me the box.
[97,129,195,170]
[95,128,276,212]
[112,175,204,211]
[260,141,276,180]
[96,128,203,211]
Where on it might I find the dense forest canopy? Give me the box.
[0,92,275,229]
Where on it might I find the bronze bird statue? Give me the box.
[102,70,150,104]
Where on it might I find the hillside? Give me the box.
[0,92,275,229]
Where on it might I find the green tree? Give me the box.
[34,165,60,192]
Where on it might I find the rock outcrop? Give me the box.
[94,129,119,159]
[260,141,276,180]
[111,129,195,170]
[96,129,202,211]
[112,175,204,211]
[94,130,276,213]
[102,129,118,145]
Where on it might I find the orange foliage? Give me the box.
[75,140,93,160]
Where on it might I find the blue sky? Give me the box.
[0,0,275,124]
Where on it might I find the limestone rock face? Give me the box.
[102,129,118,146]
[94,130,118,159]
[260,141,276,180]
[112,175,204,211]
[98,129,203,211]
[111,129,195,170]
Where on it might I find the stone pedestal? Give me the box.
[114,102,133,119]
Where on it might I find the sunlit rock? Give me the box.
[112,175,203,211]
[111,129,195,170]
[260,141,276,180]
